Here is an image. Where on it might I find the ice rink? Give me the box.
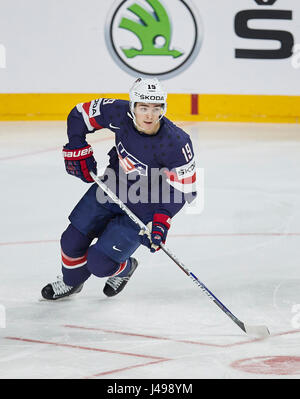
[0,120,300,380]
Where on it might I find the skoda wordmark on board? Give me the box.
[105,0,203,79]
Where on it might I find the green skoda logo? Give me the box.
[105,0,203,79]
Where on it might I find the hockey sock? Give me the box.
[60,224,93,286]
[110,258,132,277]
[61,250,91,286]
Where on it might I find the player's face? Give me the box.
[134,103,163,134]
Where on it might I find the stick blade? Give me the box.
[244,324,270,339]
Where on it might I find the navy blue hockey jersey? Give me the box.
[66,98,197,224]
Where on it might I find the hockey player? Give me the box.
[41,77,197,300]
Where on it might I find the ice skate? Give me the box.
[103,257,138,297]
[41,275,83,300]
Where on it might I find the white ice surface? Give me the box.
[0,121,300,379]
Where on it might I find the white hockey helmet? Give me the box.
[129,77,167,122]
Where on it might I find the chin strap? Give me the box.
[127,111,141,131]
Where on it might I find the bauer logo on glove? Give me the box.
[63,147,93,158]
[63,143,97,183]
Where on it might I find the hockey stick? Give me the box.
[90,171,270,339]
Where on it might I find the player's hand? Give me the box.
[139,213,171,253]
[63,143,97,183]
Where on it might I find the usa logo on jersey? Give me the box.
[116,142,148,176]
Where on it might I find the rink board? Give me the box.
[1,93,300,123]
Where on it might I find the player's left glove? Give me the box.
[139,213,171,253]
[63,143,97,183]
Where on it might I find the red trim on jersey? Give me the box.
[118,154,136,173]
[82,102,91,115]
[82,102,103,130]
[164,170,196,184]
[89,117,103,130]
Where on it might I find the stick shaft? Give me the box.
[90,172,247,334]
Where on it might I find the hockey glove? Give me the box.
[139,213,171,253]
[63,143,97,183]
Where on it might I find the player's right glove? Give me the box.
[63,143,97,183]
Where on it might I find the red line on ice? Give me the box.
[5,336,167,360]
[83,359,170,379]
[64,325,300,348]
[64,324,222,347]
[0,239,59,246]
[5,336,171,379]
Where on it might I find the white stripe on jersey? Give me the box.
[76,103,94,132]
[175,158,196,179]
[166,158,196,194]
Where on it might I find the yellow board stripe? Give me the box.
[191,94,300,124]
[0,93,300,123]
